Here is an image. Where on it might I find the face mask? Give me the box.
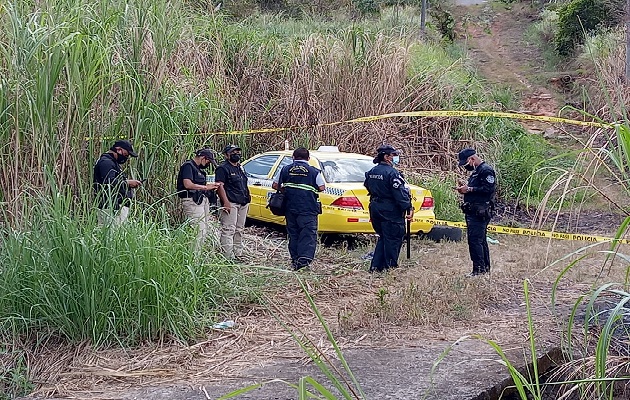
[116,151,128,164]
[199,162,209,170]
[392,155,400,165]
[229,154,241,163]
[464,164,474,171]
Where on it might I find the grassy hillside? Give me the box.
[0,0,561,225]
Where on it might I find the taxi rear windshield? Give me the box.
[319,158,375,183]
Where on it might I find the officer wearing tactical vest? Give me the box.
[177,148,222,251]
[215,144,252,260]
[93,139,142,227]
[272,147,325,270]
[364,144,414,273]
[455,148,496,276]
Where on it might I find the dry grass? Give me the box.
[14,226,630,398]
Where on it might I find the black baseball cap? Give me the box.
[458,148,476,166]
[376,144,400,155]
[196,148,216,160]
[223,144,242,154]
[112,140,138,157]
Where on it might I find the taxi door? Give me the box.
[241,154,280,217]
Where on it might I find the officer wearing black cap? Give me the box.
[455,148,496,276]
[364,144,414,272]
[215,144,251,260]
[272,147,326,270]
[93,139,142,226]
[177,148,223,251]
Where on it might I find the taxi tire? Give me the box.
[421,226,463,243]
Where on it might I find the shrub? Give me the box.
[554,0,624,56]
[408,174,463,222]
[0,189,263,346]
[429,3,455,42]
[352,0,380,16]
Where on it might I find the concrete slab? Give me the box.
[111,341,556,400]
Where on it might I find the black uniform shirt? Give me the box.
[93,153,129,209]
[215,160,251,205]
[176,160,207,198]
[364,162,412,214]
[464,162,496,204]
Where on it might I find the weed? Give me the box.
[0,184,264,346]
[409,173,463,222]
[0,351,33,400]
[376,287,389,310]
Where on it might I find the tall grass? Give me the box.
[0,180,261,346]
[408,173,463,221]
[0,0,555,225]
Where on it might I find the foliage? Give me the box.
[408,173,463,221]
[429,3,455,42]
[0,352,33,400]
[453,116,567,206]
[0,183,262,346]
[352,0,380,16]
[554,0,625,56]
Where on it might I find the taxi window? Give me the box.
[272,156,293,181]
[319,158,374,183]
[242,155,279,178]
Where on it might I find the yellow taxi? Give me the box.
[224,146,435,234]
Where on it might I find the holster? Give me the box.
[191,190,204,205]
[461,201,494,218]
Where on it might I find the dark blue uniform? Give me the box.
[462,162,496,274]
[277,161,322,269]
[364,162,412,272]
[93,153,131,210]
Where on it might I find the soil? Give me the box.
[452,0,627,233]
[13,2,630,400]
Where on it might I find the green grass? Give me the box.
[0,188,264,346]
[408,173,463,222]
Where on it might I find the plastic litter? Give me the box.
[486,236,500,245]
[361,251,374,261]
[212,320,235,329]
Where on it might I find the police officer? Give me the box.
[455,148,496,276]
[272,147,325,270]
[215,144,251,260]
[177,148,222,251]
[93,139,142,227]
[364,144,414,273]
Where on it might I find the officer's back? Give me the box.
[280,160,320,214]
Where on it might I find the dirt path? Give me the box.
[453,1,564,132]
[453,1,627,228]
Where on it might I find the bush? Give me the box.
[407,173,463,222]
[352,0,380,16]
[554,0,624,56]
[0,190,263,346]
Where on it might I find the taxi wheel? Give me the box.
[420,226,463,243]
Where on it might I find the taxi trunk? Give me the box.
[319,182,434,234]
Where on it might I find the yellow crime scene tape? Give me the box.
[84,110,615,140]
[188,110,614,136]
[414,218,630,245]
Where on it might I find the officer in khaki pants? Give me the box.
[215,144,251,260]
[177,148,222,252]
